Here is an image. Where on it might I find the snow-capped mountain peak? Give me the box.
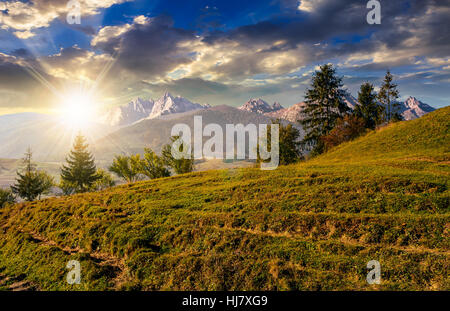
[400,96,435,120]
[263,95,435,123]
[265,102,307,122]
[238,98,284,114]
[343,94,359,110]
[100,93,209,127]
[99,97,154,127]
[149,92,209,119]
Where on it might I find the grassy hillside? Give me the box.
[317,106,449,163]
[0,107,448,290]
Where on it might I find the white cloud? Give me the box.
[13,30,35,39]
[91,15,149,46]
[297,0,326,12]
[0,0,131,39]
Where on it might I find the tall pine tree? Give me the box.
[301,64,350,155]
[61,134,99,193]
[378,70,402,122]
[354,82,383,129]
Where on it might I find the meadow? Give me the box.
[0,107,448,290]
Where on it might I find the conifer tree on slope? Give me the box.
[61,134,99,193]
[300,64,350,155]
[11,148,54,201]
[354,82,383,129]
[378,70,402,122]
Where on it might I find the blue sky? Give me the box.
[0,0,449,114]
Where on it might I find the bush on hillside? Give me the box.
[92,169,116,191]
[0,188,15,208]
[321,115,367,151]
[162,136,194,174]
[109,154,143,183]
[140,148,171,179]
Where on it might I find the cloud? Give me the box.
[81,0,450,93]
[297,0,327,12]
[1,0,449,111]
[43,46,114,82]
[92,15,197,80]
[0,0,130,38]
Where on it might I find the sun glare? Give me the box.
[60,92,97,129]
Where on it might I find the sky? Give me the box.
[0,0,449,115]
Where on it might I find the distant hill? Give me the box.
[0,107,448,290]
[0,158,62,188]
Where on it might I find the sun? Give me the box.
[60,92,97,129]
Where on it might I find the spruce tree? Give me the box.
[11,148,53,201]
[11,148,41,201]
[378,70,402,122]
[300,64,350,155]
[354,82,383,129]
[61,134,99,193]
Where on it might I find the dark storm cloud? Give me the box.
[93,15,197,79]
[87,0,449,96]
[202,0,450,71]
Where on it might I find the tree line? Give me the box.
[0,135,194,207]
[258,64,403,167]
[301,64,402,156]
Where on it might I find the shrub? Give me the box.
[109,154,143,183]
[92,169,116,191]
[0,188,15,208]
[321,115,367,151]
[162,136,194,174]
[140,148,171,179]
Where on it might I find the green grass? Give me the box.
[0,107,449,290]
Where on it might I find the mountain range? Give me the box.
[99,92,209,127]
[250,95,435,123]
[0,93,437,163]
[95,105,298,160]
[238,98,284,114]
